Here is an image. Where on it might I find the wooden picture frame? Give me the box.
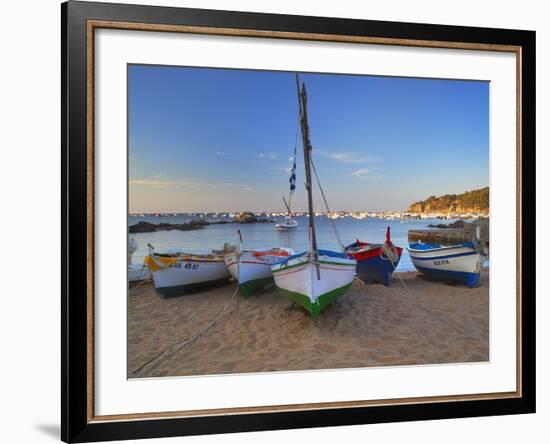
[62,1,535,442]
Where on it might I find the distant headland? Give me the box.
[407,187,489,215]
[129,189,490,222]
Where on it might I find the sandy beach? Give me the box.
[128,271,489,378]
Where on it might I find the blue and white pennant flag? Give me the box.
[289,146,297,194]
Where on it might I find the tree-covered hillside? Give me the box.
[408,187,489,214]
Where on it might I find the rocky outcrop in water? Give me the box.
[129,220,207,233]
[129,214,274,232]
[233,211,274,224]
[427,220,466,229]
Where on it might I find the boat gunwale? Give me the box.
[409,251,480,261]
[147,254,226,264]
[406,243,477,253]
[272,258,356,274]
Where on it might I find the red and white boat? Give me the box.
[225,247,294,297]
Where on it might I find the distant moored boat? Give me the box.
[275,217,298,230]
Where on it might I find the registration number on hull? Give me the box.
[433,259,450,266]
[170,262,200,270]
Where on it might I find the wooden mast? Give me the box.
[296,74,320,278]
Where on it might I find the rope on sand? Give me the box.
[128,265,151,297]
[131,284,241,378]
[382,248,481,342]
[397,274,481,342]
[352,275,366,288]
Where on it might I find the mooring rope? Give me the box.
[131,284,241,378]
[382,254,483,342]
[128,264,151,297]
[353,275,366,288]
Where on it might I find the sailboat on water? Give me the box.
[275,146,299,231]
[271,75,356,321]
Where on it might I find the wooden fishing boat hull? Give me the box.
[345,228,403,286]
[346,244,403,286]
[224,249,293,297]
[271,250,356,320]
[144,254,230,298]
[407,242,481,287]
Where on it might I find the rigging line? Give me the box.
[310,157,345,251]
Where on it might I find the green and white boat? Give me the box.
[272,250,356,320]
[271,75,356,321]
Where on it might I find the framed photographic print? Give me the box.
[61,1,536,442]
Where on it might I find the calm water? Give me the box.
[128,214,461,272]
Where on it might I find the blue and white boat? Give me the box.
[407,242,482,287]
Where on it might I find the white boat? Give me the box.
[275,216,298,230]
[225,247,294,296]
[407,242,481,287]
[128,237,151,283]
[272,75,356,321]
[144,245,230,298]
[272,250,356,320]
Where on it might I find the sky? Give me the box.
[128,65,489,213]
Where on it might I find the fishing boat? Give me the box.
[275,147,299,231]
[272,75,356,321]
[345,227,403,286]
[225,234,294,296]
[407,242,481,287]
[128,237,151,283]
[144,244,231,298]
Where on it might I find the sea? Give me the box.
[128,214,465,272]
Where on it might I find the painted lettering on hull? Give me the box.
[433,259,450,266]
[169,262,200,270]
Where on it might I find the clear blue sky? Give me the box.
[128,65,489,213]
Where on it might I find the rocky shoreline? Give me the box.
[427,220,468,229]
[129,212,275,233]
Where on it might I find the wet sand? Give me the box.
[128,271,489,378]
